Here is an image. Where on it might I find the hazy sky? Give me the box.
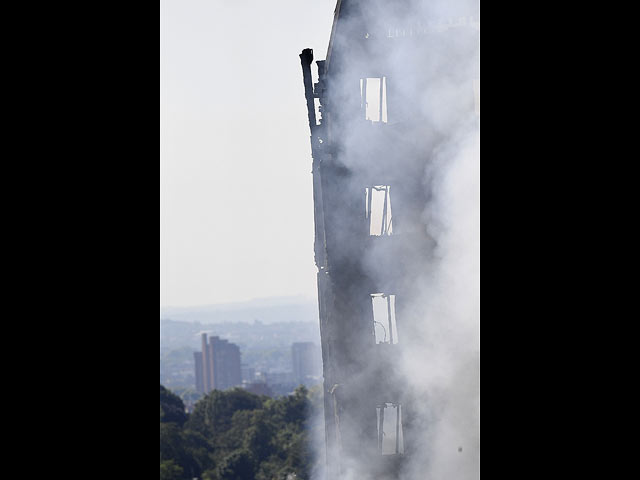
[160,0,336,307]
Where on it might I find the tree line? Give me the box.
[160,384,321,480]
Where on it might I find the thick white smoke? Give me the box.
[307,1,479,479]
[399,125,479,480]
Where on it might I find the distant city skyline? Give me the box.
[160,318,321,392]
[188,330,321,397]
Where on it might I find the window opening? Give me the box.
[360,77,388,123]
[376,403,404,455]
[365,186,392,236]
[314,97,322,125]
[371,293,398,344]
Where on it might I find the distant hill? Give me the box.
[160,296,318,325]
[160,318,321,353]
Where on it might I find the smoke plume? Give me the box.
[308,1,479,479]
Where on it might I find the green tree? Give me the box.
[160,459,184,480]
[186,388,265,438]
[161,384,187,425]
[215,449,256,480]
[161,384,316,480]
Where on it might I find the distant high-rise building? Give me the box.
[194,351,204,394]
[201,333,211,392]
[210,336,242,390]
[292,342,321,384]
[195,334,242,393]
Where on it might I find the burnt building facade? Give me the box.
[300,0,478,478]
